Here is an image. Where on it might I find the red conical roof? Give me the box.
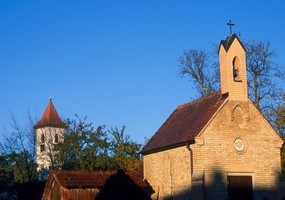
[34,98,66,129]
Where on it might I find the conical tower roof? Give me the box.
[34,98,66,129]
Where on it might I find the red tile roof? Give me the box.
[34,99,66,129]
[141,92,227,154]
[51,170,147,189]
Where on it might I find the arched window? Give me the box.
[55,134,59,143]
[232,57,241,82]
[41,134,45,144]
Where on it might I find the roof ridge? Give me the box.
[48,170,147,189]
[177,91,221,109]
[219,33,246,53]
[141,90,227,154]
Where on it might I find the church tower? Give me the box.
[218,33,248,101]
[34,98,66,171]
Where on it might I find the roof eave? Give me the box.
[141,140,194,155]
[34,123,67,129]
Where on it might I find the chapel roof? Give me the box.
[34,98,66,129]
[49,170,147,189]
[219,33,246,53]
[141,91,227,154]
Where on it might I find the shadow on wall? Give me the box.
[160,169,285,200]
[95,169,153,200]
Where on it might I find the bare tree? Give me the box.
[0,111,38,182]
[178,49,219,97]
[245,40,284,115]
[179,40,284,122]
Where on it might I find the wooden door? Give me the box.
[227,175,253,200]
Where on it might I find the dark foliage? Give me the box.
[0,180,46,200]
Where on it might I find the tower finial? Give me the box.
[226,20,234,35]
[49,96,52,102]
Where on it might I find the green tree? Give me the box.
[58,115,110,171]
[0,154,14,183]
[281,142,285,174]
[275,103,285,173]
[275,104,285,137]
[1,113,143,176]
[109,126,142,171]
[57,116,142,172]
[8,151,37,183]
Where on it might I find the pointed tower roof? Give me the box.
[34,98,66,129]
[219,33,246,53]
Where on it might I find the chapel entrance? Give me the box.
[227,175,253,200]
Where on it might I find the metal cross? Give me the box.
[227,20,234,35]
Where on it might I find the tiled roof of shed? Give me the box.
[51,170,146,189]
[141,91,227,154]
[34,99,66,129]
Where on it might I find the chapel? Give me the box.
[141,33,284,200]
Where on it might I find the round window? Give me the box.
[234,138,245,152]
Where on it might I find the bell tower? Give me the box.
[34,98,66,171]
[218,33,248,101]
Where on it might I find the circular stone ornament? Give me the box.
[234,138,245,152]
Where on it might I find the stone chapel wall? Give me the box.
[143,146,192,200]
[191,100,283,200]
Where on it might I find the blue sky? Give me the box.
[0,1,284,145]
